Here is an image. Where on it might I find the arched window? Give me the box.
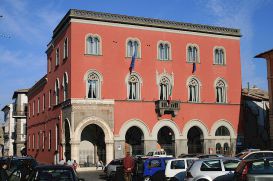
[158,42,171,60]
[159,76,171,100]
[215,126,230,136]
[86,35,101,55]
[214,47,225,65]
[216,143,222,154]
[223,143,229,155]
[187,45,199,63]
[127,39,140,58]
[127,73,141,100]
[188,77,200,102]
[86,71,102,99]
[63,37,68,59]
[55,79,60,105]
[216,79,227,103]
[63,73,68,101]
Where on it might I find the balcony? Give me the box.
[155,100,180,117]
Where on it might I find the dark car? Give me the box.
[27,165,85,181]
[233,157,273,181]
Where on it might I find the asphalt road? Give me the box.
[78,170,107,181]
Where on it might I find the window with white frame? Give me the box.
[127,73,141,100]
[214,47,225,65]
[28,103,31,118]
[48,130,51,150]
[159,76,171,100]
[32,134,35,149]
[188,77,200,102]
[48,58,52,73]
[32,101,35,116]
[86,72,101,99]
[63,73,68,101]
[55,125,58,151]
[216,79,227,103]
[187,45,199,63]
[215,126,230,136]
[42,132,45,149]
[42,94,45,111]
[63,37,68,59]
[28,135,31,149]
[37,133,40,149]
[158,42,170,60]
[86,35,101,55]
[37,97,40,114]
[55,79,60,105]
[55,48,60,66]
[127,39,140,58]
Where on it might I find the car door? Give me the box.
[200,159,223,180]
[147,158,162,177]
[169,159,186,177]
[215,159,240,181]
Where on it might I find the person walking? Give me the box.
[0,163,8,181]
[123,152,135,181]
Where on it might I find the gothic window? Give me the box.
[216,79,227,103]
[127,39,140,58]
[87,72,101,99]
[188,78,200,102]
[159,76,171,100]
[214,47,225,65]
[127,73,141,100]
[158,42,171,60]
[86,35,101,55]
[63,73,68,101]
[215,126,230,136]
[187,45,199,63]
[55,79,60,105]
[63,37,68,59]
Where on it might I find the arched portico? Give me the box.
[72,116,114,165]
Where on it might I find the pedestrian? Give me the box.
[72,160,78,170]
[99,160,104,170]
[123,152,135,181]
[96,160,101,170]
[0,163,8,181]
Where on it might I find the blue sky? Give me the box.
[0,0,273,120]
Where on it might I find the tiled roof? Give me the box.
[255,48,273,59]
[52,9,241,39]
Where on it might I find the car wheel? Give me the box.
[144,177,151,181]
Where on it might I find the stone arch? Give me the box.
[117,119,150,141]
[210,119,236,139]
[74,116,113,143]
[182,119,209,139]
[62,118,72,139]
[151,119,181,140]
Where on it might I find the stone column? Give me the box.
[175,139,188,156]
[144,140,157,154]
[70,140,80,163]
[106,140,114,165]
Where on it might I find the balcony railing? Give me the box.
[155,100,180,117]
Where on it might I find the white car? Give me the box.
[185,157,240,181]
[165,158,198,181]
[146,150,173,157]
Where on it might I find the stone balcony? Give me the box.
[155,100,180,117]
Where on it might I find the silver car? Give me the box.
[185,157,240,181]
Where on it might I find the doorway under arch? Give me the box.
[125,126,144,156]
[157,126,175,156]
[80,124,106,167]
[187,126,204,154]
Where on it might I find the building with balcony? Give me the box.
[27,9,242,165]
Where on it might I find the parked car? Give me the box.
[165,158,198,181]
[185,157,240,181]
[27,165,85,181]
[178,154,199,158]
[146,150,173,157]
[104,158,123,179]
[233,157,273,181]
[239,151,273,160]
[141,157,174,181]
[197,154,224,159]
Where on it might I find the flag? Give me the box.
[129,50,136,74]
[192,62,196,74]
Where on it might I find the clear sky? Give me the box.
[0,0,273,121]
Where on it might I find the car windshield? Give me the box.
[33,169,74,181]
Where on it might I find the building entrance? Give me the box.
[187,126,204,154]
[79,124,106,167]
[125,126,144,156]
[157,126,175,156]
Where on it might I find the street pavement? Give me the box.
[78,169,107,181]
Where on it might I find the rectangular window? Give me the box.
[55,125,58,151]
[42,132,45,150]
[48,130,51,150]
[32,134,35,149]
[55,48,59,66]
[37,98,40,114]
[32,101,35,116]
[28,103,31,118]
[42,94,45,111]
[49,90,51,108]
[37,133,40,149]
[28,135,31,149]
[48,58,52,73]
[63,38,68,59]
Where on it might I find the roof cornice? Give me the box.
[28,75,47,98]
[52,9,241,39]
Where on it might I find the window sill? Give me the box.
[127,99,141,102]
[186,61,200,64]
[125,56,141,60]
[157,59,172,61]
[84,53,102,56]
[213,63,226,66]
